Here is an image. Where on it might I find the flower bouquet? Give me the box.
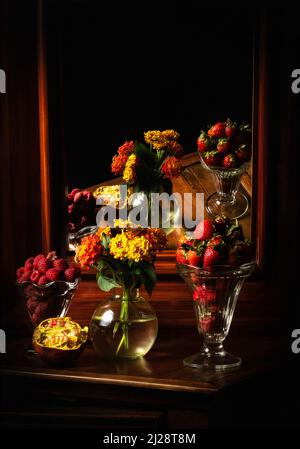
[75,225,167,359]
[111,130,183,195]
[109,130,184,231]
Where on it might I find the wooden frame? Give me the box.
[37,6,269,275]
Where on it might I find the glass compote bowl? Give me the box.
[17,279,79,327]
[199,155,249,220]
[177,262,255,370]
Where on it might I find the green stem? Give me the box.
[115,286,130,355]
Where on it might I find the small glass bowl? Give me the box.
[17,279,79,327]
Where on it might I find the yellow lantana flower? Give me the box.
[123,154,137,184]
[109,233,129,261]
[127,236,150,263]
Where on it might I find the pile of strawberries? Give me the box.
[16,251,81,285]
[67,188,96,233]
[176,217,254,268]
[197,119,251,168]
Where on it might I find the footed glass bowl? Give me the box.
[17,279,79,327]
[199,155,249,220]
[177,262,255,370]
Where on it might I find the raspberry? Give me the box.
[37,258,51,274]
[74,191,84,203]
[30,270,41,284]
[18,271,32,283]
[67,188,80,202]
[24,264,33,272]
[25,257,34,267]
[38,275,49,286]
[16,267,25,278]
[32,302,49,325]
[33,254,45,268]
[26,297,39,314]
[53,258,68,272]
[46,268,61,281]
[64,267,77,282]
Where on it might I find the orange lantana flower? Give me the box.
[75,234,102,269]
[161,156,182,179]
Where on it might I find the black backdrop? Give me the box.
[45,2,254,189]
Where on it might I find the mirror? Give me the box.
[44,2,255,247]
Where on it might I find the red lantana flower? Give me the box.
[111,154,128,176]
[161,156,182,179]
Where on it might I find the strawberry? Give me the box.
[30,270,41,284]
[53,258,69,272]
[227,241,254,265]
[202,151,222,167]
[38,275,49,286]
[207,235,224,247]
[64,267,77,282]
[197,132,211,153]
[225,119,237,138]
[235,145,251,163]
[207,122,226,138]
[187,250,203,267]
[203,246,222,268]
[207,235,227,259]
[217,138,231,155]
[37,257,51,274]
[223,154,237,168]
[233,124,251,147]
[199,316,215,333]
[46,268,61,281]
[193,284,216,302]
[226,220,244,245]
[176,247,188,265]
[213,215,230,234]
[194,219,214,241]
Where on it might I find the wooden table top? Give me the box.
[1,321,283,396]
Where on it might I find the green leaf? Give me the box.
[161,178,173,195]
[134,141,158,191]
[101,233,111,251]
[139,261,156,296]
[97,273,120,292]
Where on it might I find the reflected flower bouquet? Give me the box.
[111,129,184,195]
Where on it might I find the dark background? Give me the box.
[44,1,254,189]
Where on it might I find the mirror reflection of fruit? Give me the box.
[197,119,252,169]
[67,188,96,233]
